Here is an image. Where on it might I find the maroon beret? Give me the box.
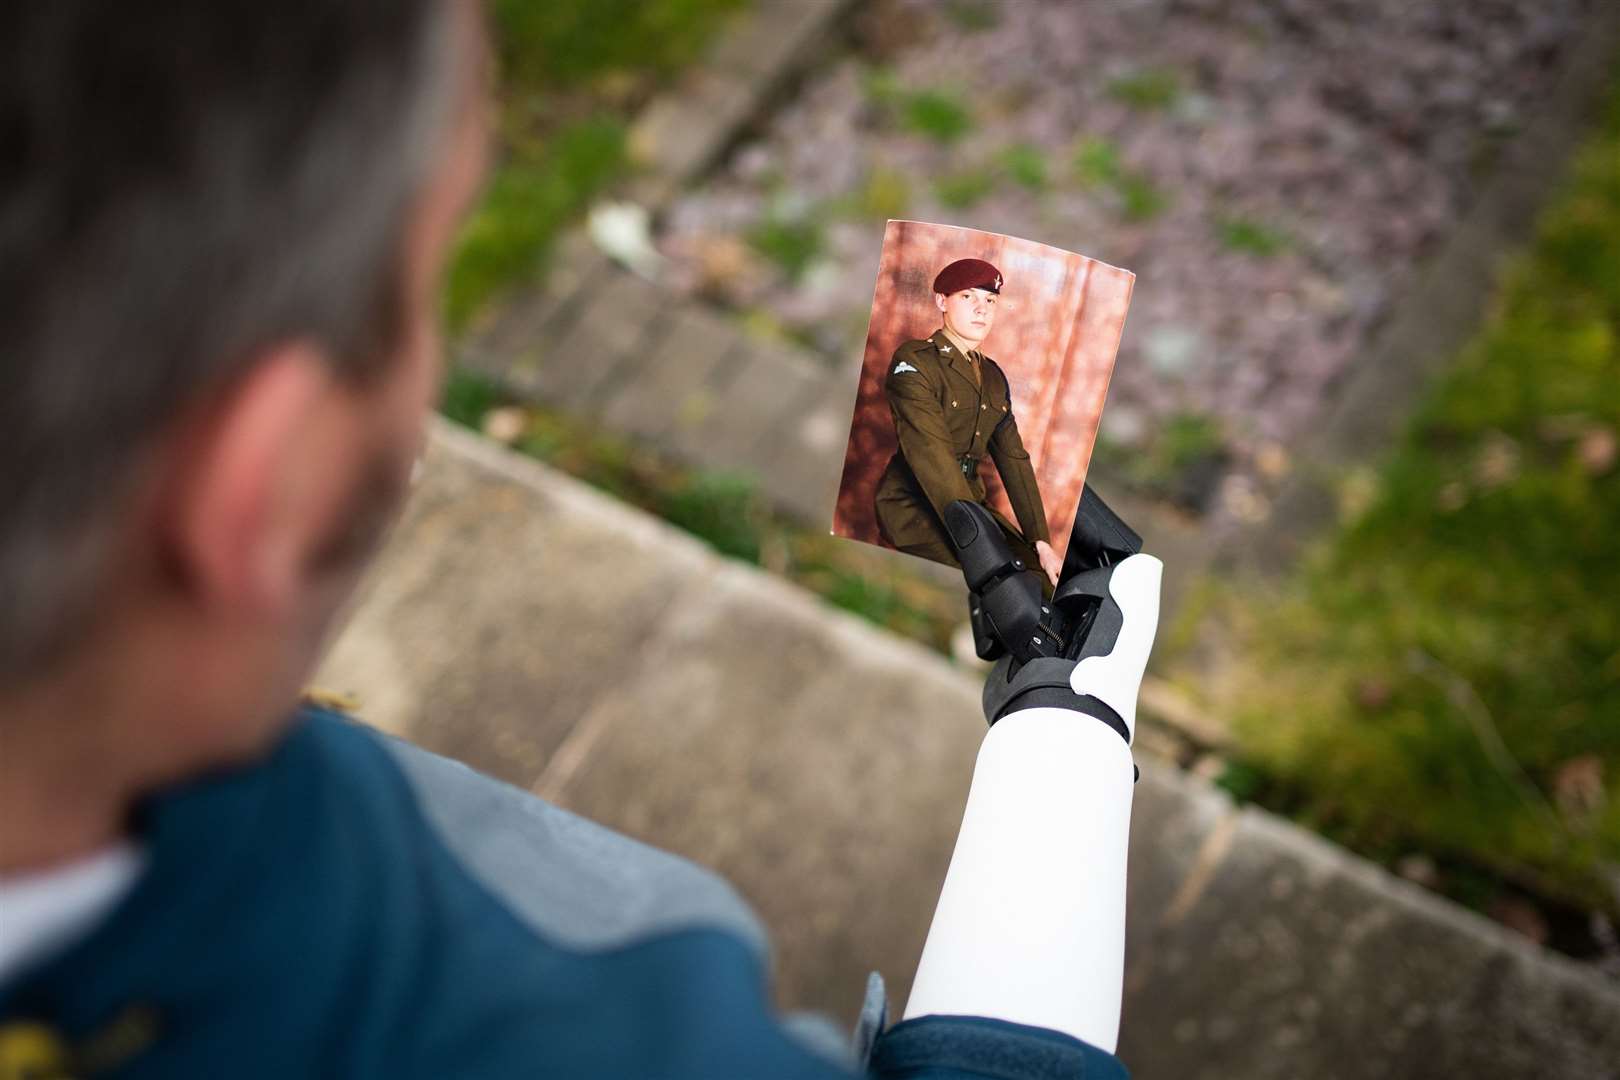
[932,258,1003,296]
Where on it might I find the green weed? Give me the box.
[490,0,747,92]
[858,167,913,219]
[1216,215,1289,256]
[443,0,746,327]
[933,169,998,209]
[1072,136,1123,188]
[659,472,766,564]
[1107,67,1181,110]
[901,89,975,144]
[1000,143,1049,191]
[1119,173,1170,222]
[748,217,826,281]
[943,0,999,32]
[445,117,628,330]
[440,368,504,429]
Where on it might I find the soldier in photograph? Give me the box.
[874,258,1062,593]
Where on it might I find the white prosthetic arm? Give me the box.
[902,496,1162,1054]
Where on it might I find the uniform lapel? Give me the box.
[930,329,977,390]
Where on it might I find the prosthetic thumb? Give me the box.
[1070,553,1161,744]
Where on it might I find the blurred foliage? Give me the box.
[1224,82,1620,914]
[900,89,975,144]
[1106,67,1182,111]
[1093,411,1228,511]
[748,216,826,281]
[1070,135,1169,222]
[439,365,504,429]
[443,0,747,329]
[1119,173,1171,222]
[857,166,913,220]
[1071,136,1123,188]
[942,0,1000,33]
[439,370,963,651]
[933,168,998,210]
[863,72,975,146]
[445,118,627,330]
[660,472,766,563]
[1215,214,1290,257]
[999,143,1050,191]
[793,554,955,643]
[489,0,745,90]
[861,66,904,109]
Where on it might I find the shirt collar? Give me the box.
[932,329,984,375]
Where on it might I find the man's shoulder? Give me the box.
[892,337,940,360]
[372,719,768,955]
[888,339,941,379]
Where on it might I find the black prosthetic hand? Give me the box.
[946,486,1147,734]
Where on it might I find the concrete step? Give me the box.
[317,419,1620,1079]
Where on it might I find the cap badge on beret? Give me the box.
[932,257,1003,296]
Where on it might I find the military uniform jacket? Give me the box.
[875,329,1050,551]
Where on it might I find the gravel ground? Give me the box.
[656,0,1595,513]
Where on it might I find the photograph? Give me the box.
[831,220,1135,591]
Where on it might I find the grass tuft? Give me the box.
[934,169,997,209]
[445,118,628,331]
[1215,215,1290,257]
[999,143,1049,191]
[1106,67,1182,111]
[748,217,826,281]
[901,89,975,144]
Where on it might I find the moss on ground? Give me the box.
[444,0,747,331]
[1222,78,1620,916]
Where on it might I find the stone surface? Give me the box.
[316,423,722,788]
[628,0,856,190]
[599,303,745,443]
[524,268,672,409]
[319,422,1620,1077]
[708,1,845,81]
[628,95,734,186]
[463,233,613,378]
[1120,806,1620,1078]
[751,370,863,523]
[669,335,827,473]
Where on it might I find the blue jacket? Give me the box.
[0,708,1126,1078]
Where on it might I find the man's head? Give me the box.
[0,0,489,843]
[931,258,1002,350]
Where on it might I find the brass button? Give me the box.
[981,404,987,410]
[951,400,958,407]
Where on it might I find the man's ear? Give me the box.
[162,343,358,619]
[934,292,948,313]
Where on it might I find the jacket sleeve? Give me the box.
[986,402,1050,545]
[866,1016,1128,1080]
[885,354,977,521]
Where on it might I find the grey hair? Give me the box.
[0,0,462,683]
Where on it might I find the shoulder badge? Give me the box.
[893,360,919,374]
